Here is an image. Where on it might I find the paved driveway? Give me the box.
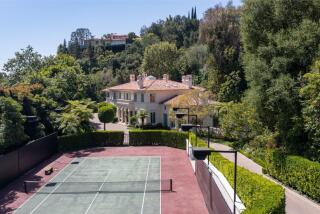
[90,113,128,133]
[211,142,320,214]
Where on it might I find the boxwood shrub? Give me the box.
[190,134,285,214]
[129,130,188,149]
[265,149,320,202]
[58,131,124,151]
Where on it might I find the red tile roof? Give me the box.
[103,79,204,91]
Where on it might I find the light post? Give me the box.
[191,124,238,214]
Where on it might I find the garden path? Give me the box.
[210,142,320,214]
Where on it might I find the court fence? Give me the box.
[0,133,58,189]
[187,140,246,214]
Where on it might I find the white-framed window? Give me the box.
[134,93,137,101]
[150,94,156,103]
[141,93,144,102]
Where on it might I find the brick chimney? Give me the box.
[182,75,192,89]
[130,74,135,82]
[137,75,144,89]
[163,74,169,82]
[142,72,147,79]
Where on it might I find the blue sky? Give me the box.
[0,0,242,71]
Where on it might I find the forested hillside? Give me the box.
[1,1,320,163]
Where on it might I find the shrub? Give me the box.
[140,123,170,130]
[58,131,124,151]
[129,130,188,149]
[190,134,285,214]
[129,116,137,126]
[219,102,263,145]
[265,149,320,202]
[0,97,27,154]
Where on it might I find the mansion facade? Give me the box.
[103,74,203,126]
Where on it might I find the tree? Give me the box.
[199,4,245,101]
[70,28,92,47]
[98,104,116,130]
[142,42,180,80]
[141,12,199,48]
[3,46,43,85]
[0,72,8,87]
[57,39,68,54]
[241,0,320,151]
[68,38,81,59]
[137,109,148,127]
[140,33,160,49]
[300,60,320,161]
[178,44,209,84]
[56,100,95,135]
[219,102,263,147]
[56,112,81,135]
[0,97,27,153]
[127,32,137,44]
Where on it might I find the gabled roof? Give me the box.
[103,79,203,91]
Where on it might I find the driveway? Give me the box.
[90,113,128,133]
[211,142,320,214]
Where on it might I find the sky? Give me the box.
[0,0,242,71]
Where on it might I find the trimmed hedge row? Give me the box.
[58,131,124,151]
[265,149,320,202]
[190,134,285,214]
[129,130,188,149]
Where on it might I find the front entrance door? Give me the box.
[163,113,168,127]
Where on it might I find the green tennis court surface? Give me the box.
[15,156,163,214]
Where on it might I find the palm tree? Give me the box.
[137,109,148,127]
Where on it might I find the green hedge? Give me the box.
[265,149,320,202]
[58,131,124,151]
[190,134,285,214]
[129,130,188,149]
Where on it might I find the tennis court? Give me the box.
[14,156,168,214]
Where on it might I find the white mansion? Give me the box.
[103,74,203,126]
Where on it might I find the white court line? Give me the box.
[14,158,78,213]
[140,157,151,214]
[84,169,112,214]
[29,158,87,214]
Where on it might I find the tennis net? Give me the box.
[23,179,173,194]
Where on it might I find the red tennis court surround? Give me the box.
[0,146,208,214]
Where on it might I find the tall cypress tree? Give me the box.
[191,7,194,19]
